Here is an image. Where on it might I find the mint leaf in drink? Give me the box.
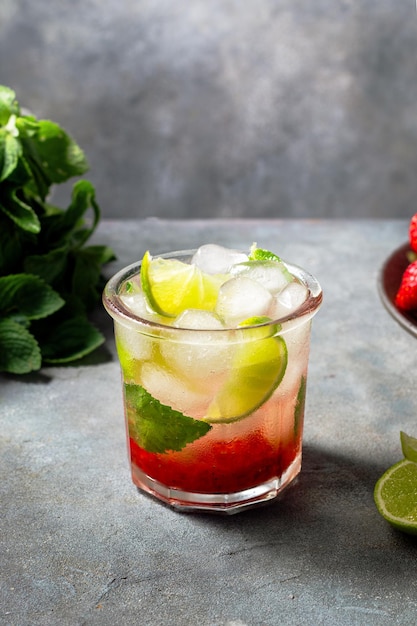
[0,318,41,374]
[248,244,293,282]
[124,384,212,454]
[249,243,282,262]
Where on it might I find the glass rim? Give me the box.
[102,248,323,336]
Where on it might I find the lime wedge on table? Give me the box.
[140,251,226,317]
[374,459,417,535]
[205,318,287,424]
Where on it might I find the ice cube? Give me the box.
[115,324,154,374]
[160,317,234,387]
[215,276,273,326]
[120,292,148,317]
[173,309,224,330]
[169,311,227,380]
[120,291,165,324]
[230,261,292,294]
[269,282,308,319]
[191,244,248,274]
[139,362,210,417]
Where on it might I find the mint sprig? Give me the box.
[0,85,115,374]
[248,243,283,262]
[124,384,212,453]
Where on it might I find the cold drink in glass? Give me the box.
[103,244,322,513]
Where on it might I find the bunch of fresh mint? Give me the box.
[0,85,115,374]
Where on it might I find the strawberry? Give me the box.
[409,213,417,254]
[395,260,417,311]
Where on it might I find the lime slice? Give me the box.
[205,323,287,423]
[140,251,226,317]
[374,459,417,535]
[400,431,417,463]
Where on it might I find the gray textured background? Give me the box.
[0,1,416,219]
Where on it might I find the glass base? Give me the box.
[131,454,301,514]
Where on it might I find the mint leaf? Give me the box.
[42,180,100,249]
[22,119,88,185]
[65,180,101,246]
[3,154,32,188]
[23,246,69,284]
[0,86,19,126]
[0,274,64,319]
[0,184,41,233]
[0,318,41,374]
[249,244,282,262]
[39,315,105,363]
[15,115,39,138]
[0,220,25,274]
[124,384,212,453]
[0,130,21,181]
[72,245,116,310]
[248,244,293,281]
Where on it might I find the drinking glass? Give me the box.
[103,250,322,513]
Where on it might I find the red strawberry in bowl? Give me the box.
[395,260,417,312]
[409,213,417,255]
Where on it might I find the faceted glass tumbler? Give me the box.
[103,250,322,514]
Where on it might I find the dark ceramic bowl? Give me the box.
[378,242,417,338]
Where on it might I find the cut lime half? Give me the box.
[374,459,417,535]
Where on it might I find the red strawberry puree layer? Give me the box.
[129,433,299,494]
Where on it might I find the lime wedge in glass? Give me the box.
[140,251,226,317]
[205,317,287,423]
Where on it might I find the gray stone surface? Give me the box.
[2,218,417,625]
[0,2,416,220]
